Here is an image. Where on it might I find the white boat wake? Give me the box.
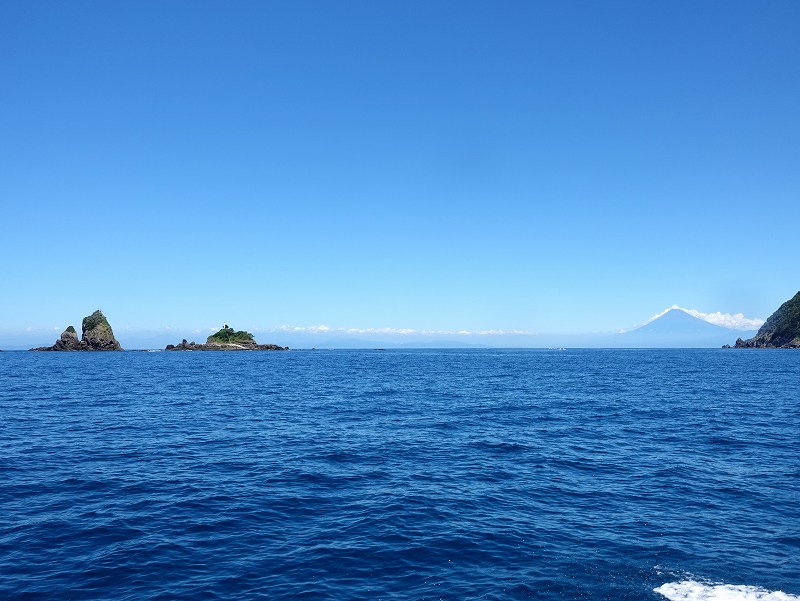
[655,580,800,601]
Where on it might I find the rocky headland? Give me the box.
[732,291,800,348]
[166,325,288,351]
[31,310,123,351]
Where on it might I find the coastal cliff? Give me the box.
[166,325,288,351]
[733,291,800,348]
[31,310,123,351]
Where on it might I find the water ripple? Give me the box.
[1,349,798,599]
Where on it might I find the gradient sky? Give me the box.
[2,1,798,343]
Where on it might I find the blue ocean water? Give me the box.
[0,349,798,600]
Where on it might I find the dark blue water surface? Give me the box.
[1,349,798,600]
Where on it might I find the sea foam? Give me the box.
[655,581,800,601]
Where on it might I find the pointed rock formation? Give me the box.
[80,310,123,350]
[31,310,123,351]
[733,292,800,348]
[54,325,85,350]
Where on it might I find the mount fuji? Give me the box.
[619,308,757,348]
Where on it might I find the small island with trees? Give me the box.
[166,324,288,351]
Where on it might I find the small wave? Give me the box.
[655,580,800,601]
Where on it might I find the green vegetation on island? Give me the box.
[82,310,112,334]
[206,325,256,345]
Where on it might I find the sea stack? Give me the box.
[733,291,800,348]
[80,310,123,350]
[166,325,288,351]
[52,325,84,350]
[31,310,123,351]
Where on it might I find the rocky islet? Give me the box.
[166,325,288,351]
[31,310,123,351]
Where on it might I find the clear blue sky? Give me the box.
[2,1,798,343]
